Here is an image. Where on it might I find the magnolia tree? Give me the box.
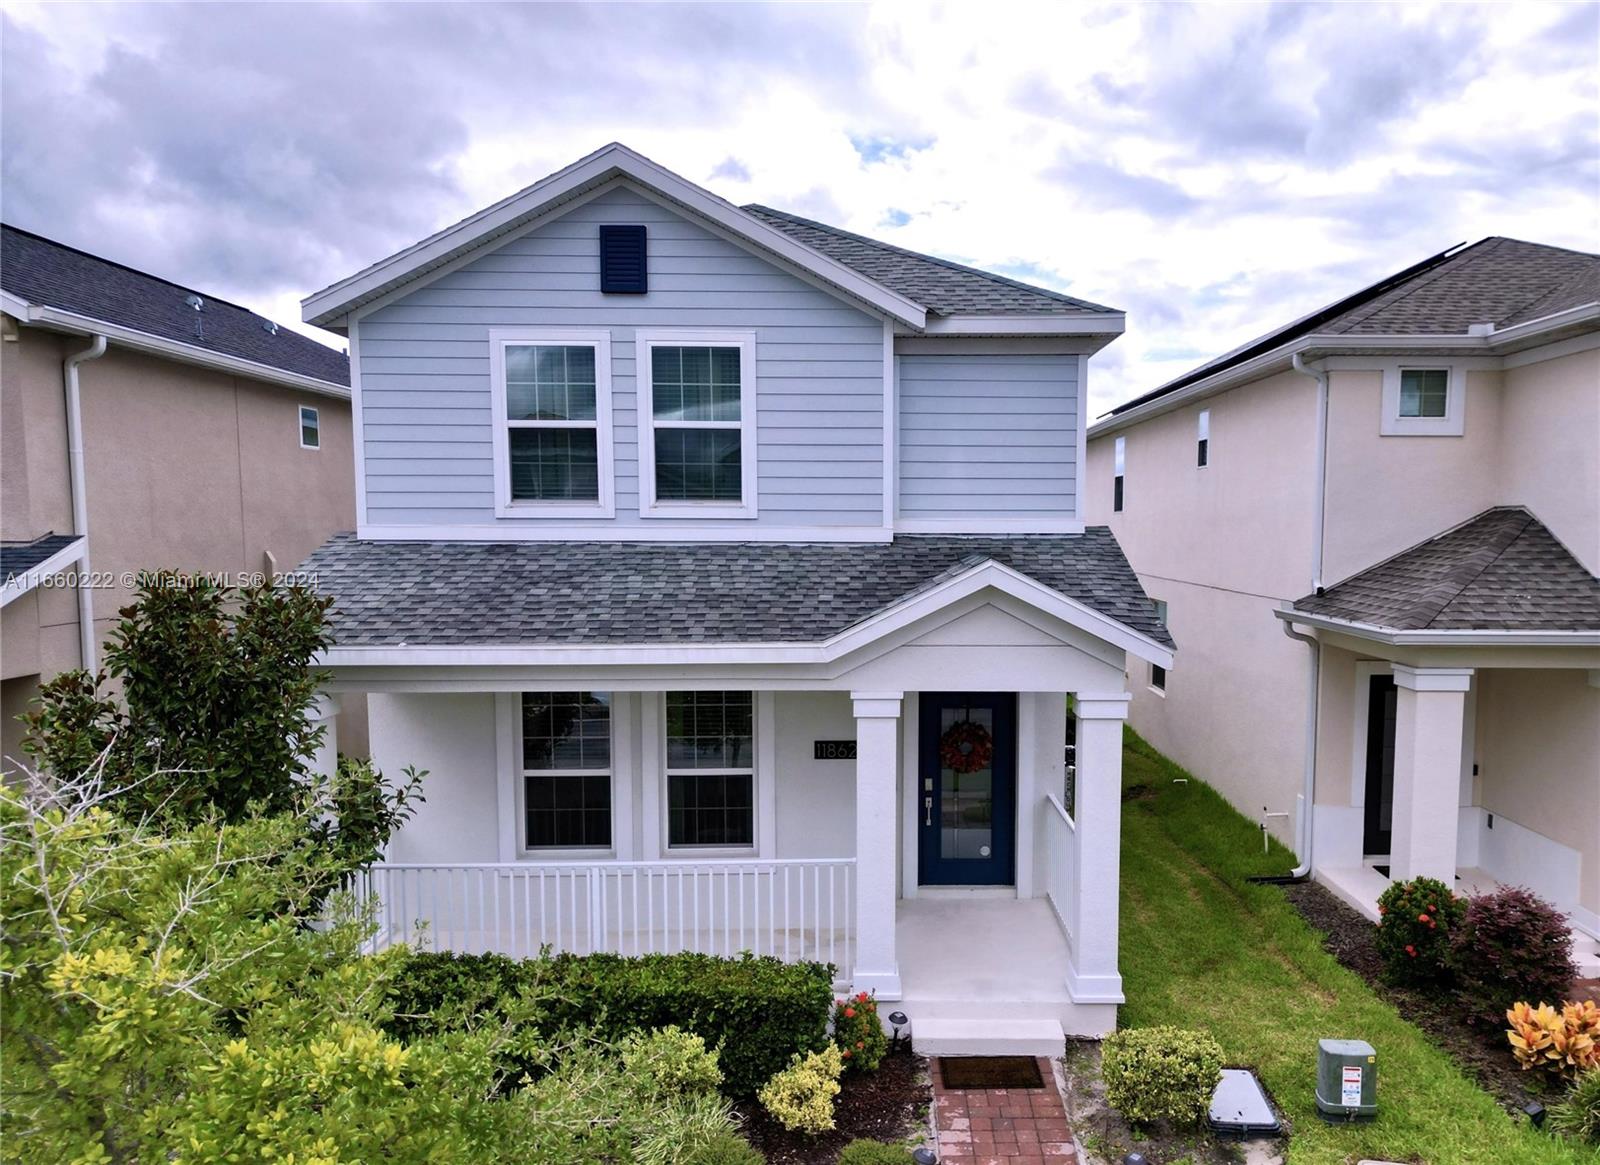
[19,572,421,872]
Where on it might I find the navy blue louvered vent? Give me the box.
[599,224,648,294]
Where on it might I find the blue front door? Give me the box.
[918,692,1016,886]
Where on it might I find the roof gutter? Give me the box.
[63,334,107,673]
[1278,616,1320,878]
[1088,303,1600,439]
[5,297,350,400]
[1271,606,1600,647]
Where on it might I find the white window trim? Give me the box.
[513,691,617,859]
[488,327,616,518]
[657,690,765,856]
[635,328,758,519]
[298,405,320,449]
[1380,363,1464,437]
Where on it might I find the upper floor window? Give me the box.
[637,330,757,518]
[1113,436,1126,512]
[1381,364,1462,437]
[489,329,615,518]
[299,405,320,449]
[522,692,612,850]
[1196,409,1209,467]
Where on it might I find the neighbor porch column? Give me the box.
[310,693,340,781]
[1390,666,1473,884]
[851,691,903,999]
[1070,693,1129,1004]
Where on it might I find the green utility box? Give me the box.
[1314,1038,1377,1122]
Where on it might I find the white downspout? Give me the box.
[1280,618,1319,878]
[1280,348,1331,879]
[64,334,107,672]
[1291,350,1330,593]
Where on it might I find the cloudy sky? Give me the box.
[3,1,1596,415]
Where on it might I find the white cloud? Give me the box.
[3,0,1595,417]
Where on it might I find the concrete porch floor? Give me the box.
[896,896,1116,1047]
[1317,863,1600,977]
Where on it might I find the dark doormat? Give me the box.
[938,1056,1044,1090]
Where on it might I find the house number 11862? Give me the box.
[813,740,857,760]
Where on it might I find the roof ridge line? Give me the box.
[743,204,1114,314]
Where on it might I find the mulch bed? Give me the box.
[1281,880,1566,1115]
[736,1047,932,1165]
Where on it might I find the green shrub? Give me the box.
[621,1025,722,1098]
[1102,1025,1224,1127]
[1448,885,1576,1025]
[838,1139,911,1164]
[683,1129,766,1165]
[758,1044,844,1134]
[1550,1067,1600,1146]
[1375,876,1464,987]
[833,990,888,1071]
[388,949,833,1096]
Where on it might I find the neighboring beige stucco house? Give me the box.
[1086,237,1600,971]
[1,225,362,767]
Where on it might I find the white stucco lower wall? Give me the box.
[373,692,500,864]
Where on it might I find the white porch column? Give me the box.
[1069,693,1128,1004]
[852,691,903,999]
[310,693,340,780]
[1390,666,1473,883]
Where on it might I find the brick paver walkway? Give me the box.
[930,1056,1078,1164]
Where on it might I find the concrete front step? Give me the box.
[1574,936,1600,979]
[912,1016,1065,1057]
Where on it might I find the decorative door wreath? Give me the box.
[939,719,994,773]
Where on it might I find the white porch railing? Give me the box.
[1043,792,1078,946]
[351,859,856,978]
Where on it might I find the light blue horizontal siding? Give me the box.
[897,354,1077,518]
[359,186,885,528]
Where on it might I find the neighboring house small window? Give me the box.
[637,330,757,519]
[1113,436,1125,512]
[665,691,754,847]
[1398,369,1448,418]
[489,330,615,517]
[299,406,320,449]
[1150,599,1168,692]
[1380,364,1463,437]
[1196,409,1209,467]
[522,692,611,849]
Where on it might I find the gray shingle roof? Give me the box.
[2,225,349,387]
[1,533,82,581]
[1291,508,1600,632]
[1112,237,1599,416]
[298,531,1171,649]
[743,206,1120,319]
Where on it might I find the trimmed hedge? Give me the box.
[386,950,833,1096]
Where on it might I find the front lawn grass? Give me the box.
[1116,729,1594,1164]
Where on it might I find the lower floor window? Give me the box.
[668,772,754,846]
[665,691,754,847]
[525,772,611,848]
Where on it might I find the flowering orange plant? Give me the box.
[831,990,887,1072]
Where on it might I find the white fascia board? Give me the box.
[1,537,87,607]
[302,142,927,330]
[353,522,894,543]
[921,313,1126,338]
[11,303,350,400]
[320,558,1174,671]
[1,289,34,319]
[1089,309,1600,440]
[1273,606,1600,647]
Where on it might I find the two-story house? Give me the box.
[1,226,363,764]
[297,143,1172,1050]
[1086,238,1600,974]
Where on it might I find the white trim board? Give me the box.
[354,522,892,543]
[0,536,87,607]
[304,143,928,330]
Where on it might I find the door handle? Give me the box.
[924,796,932,827]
